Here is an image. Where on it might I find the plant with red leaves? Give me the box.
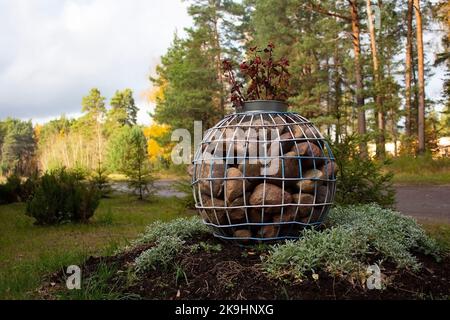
[223,43,290,109]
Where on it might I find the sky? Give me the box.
[0,0,193,125]
[0,0,446,125]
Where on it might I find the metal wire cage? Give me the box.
[192,101,337,242]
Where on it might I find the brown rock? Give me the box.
[273,207,297,223]
[321,161,338,178]
[251,118,271,127]
[267,131,296,156]
[228,196,248,223]
[291,142,324,169]
[292,193,315,217]
[199,210,211,223]
[234,229,252,240]
[258,225,278,238]
[200,196,228,225]
[224,167,248,204]
[197,163,225,198]
[265,151,300,179]
[248,208,272,223]
[272,116,287,134]
[249,183,293,214]
[299,209,323,224]
[297,169,324,193]
[289,124,320,139]
[222,127,248,158]
[243,116,285,141]
[291,142,322,157]
[202,141,224,158]
[238,160,262,178]
[315,185,333,204]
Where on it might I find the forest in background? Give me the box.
[0,0,449,178]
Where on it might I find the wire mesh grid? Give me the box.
[192,111,337,243]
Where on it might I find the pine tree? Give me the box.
[80,88,106,164]
[107,126,153,200]
[0,119,36,176]
[108,88,138,126]
[151,34,221,134]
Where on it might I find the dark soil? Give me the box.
[42,233,450,300]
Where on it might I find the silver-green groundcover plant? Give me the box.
[127,205,441,286]
[264,204,441,282]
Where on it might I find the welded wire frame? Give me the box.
[192,111,337,242]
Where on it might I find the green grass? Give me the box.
[388,155,450,185]
[153,166,189,180]
[423,223,450,252]
[392,172,450,185]
[56,261,132,300]
[108,165,189,182]
[0,194,193,300]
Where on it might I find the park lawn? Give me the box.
[392,172,450,185]
[388,155,450,185]
[0,194,194,300]
[422,223,450,252]
[108,173,188,182]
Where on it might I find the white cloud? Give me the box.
[0,0,192,124]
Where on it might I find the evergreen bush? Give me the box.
[26,168,100,225]
[333,135,395,207]
[0,174,22,204]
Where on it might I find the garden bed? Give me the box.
[40,205,450,300]
[41,232,449,300]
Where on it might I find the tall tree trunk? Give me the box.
[366,0,385,159]
[413,0,426,154]
[212,1,225,117]
[326,58,332,137]
[349,0,367,157]
[333,45,342,143]
[405,0,413,139]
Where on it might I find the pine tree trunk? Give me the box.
[405,0,413,139]
[334,48,342,144]
[366,0,385,159]
[212,1,225,117]
[138,159,143,200]
[349,0,367,157]
[326,58,332,137]
[413,0,426,154]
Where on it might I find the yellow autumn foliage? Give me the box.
[143,123,172,163]
[141,80,167,104]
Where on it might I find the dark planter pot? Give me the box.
[241,100,288,113]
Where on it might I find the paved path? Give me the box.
[112,180,187,198]
[395,185,450,224]
[113,180,450,224]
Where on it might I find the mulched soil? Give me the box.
[40,233,450,300]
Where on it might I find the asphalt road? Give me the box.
[395,185,450,224]
[113,181,450,224]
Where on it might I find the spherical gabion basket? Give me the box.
[192,100,337,242]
